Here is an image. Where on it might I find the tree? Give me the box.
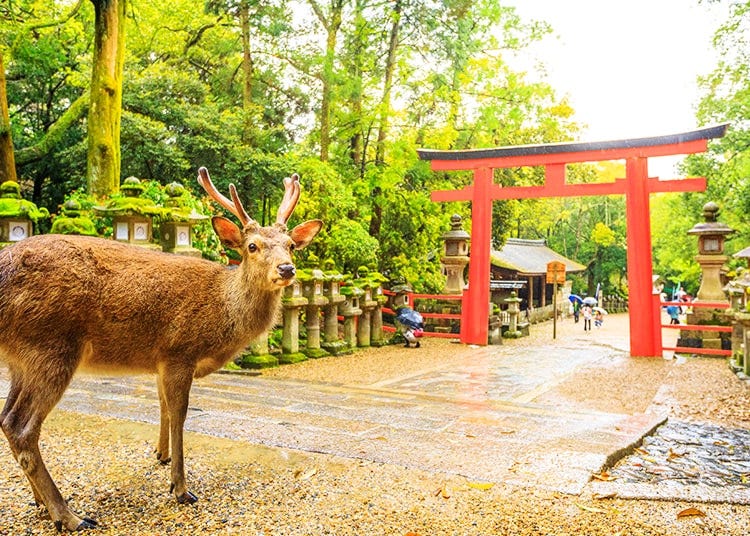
[87,0,128,197]
[0,50,17,184]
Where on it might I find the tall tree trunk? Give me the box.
[240,1,255,145]
[0,51,17,184]
[87,0,127,198]
[375,0,401,166]
[309,0,344,162]
[348,0,365,168]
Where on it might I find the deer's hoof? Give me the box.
[76,518,98,531]
[176,491,198,505]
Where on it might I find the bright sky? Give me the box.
[506,0,729,177]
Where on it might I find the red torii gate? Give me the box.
[418,124,728,357]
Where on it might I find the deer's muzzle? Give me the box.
[277,263,296,280]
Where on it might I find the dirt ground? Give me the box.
[2,314,750,535]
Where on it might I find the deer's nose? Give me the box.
[277,263,296,280]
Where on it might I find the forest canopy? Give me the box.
[1,0,748,296]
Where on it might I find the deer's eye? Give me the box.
[248,243,258,253]
[289,243,296,252]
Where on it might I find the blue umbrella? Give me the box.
[396,307,424,330]
[568,294,583,304]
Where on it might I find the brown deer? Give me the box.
[0,167,322,531]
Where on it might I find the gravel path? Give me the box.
[2,314,750,534]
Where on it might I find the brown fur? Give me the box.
[0,173,322,531]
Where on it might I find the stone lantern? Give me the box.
[95,177,163,249]
[0,181,49,247]
[280,280,308,363]
[50,199,98,236]
[339,284,364,348]
[687,201,734,302]
[441,214,470,294]
[299,264,329,358]
[159,182,208,257]
[321,260,348,355]
[680,202,734,352]
[502,291,523,339]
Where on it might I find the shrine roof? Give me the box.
[490,238,586,276]
[417,124,728,162]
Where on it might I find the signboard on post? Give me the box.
[546,261,566,284]
[546,261,565,339]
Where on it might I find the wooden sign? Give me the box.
[546,261,566,284]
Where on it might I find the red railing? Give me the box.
[382,289,463,339]
[659,300,732,357]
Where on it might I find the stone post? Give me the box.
[503,291,523,339]
[441,214,470,294]
[681,202,734,352]
[280,280,308,364]
[321,266,348,355]
[340,286,364,349]
[300,267,329,358]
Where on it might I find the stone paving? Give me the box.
[2,313,749,505]
[1,336,661,497]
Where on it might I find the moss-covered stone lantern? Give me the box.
[340,283,364,348]
[159,182,208,256]
[321,259,348,355]
[0,181,49,247]
[50,199,98,236]
[298,260,329,359]
[280,280,308,364]
[441,214,470,294]
[94,177,165,249]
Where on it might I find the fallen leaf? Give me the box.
[593,492,618,500]
[574,502,608,514]
[440,485,451,499]
[294,467,318,480]
[635,447,649,456]
[468,481,494,490]
[642,455,657,463]
[592,471,616,482]
[405,532,421,536]
[667,449,684,460]
[465,433,477,438]
[677,507,706,519]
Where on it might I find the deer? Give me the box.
[0,167,322,532]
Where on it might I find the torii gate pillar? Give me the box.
[419,124,728,357]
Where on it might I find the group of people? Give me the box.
[572,301,604,331]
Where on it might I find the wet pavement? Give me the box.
[1,312,749,504]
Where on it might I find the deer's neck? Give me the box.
[224,269,283,342]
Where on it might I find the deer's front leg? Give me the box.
[155,378,171,464]
[160,366,197,504]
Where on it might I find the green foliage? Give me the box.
[326,219,379,274]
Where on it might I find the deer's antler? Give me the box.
[197,167,253,227]
[276,173,301,226]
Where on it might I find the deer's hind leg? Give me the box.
[1,367,45,508]
[0,347,97,532]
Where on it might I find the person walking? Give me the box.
[667,304,680,325]
[582,305,593,332]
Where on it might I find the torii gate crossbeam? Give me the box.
[418,124,728,357]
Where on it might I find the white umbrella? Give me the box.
[583,297,598,306]
[592,306,608,315]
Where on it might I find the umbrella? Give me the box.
[582,297,598,306]
[592,306,608,315]
[396,307,424,330]
[568,294,583,304]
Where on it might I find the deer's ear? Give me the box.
[212,216,243,249]
[290,220,323,251]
